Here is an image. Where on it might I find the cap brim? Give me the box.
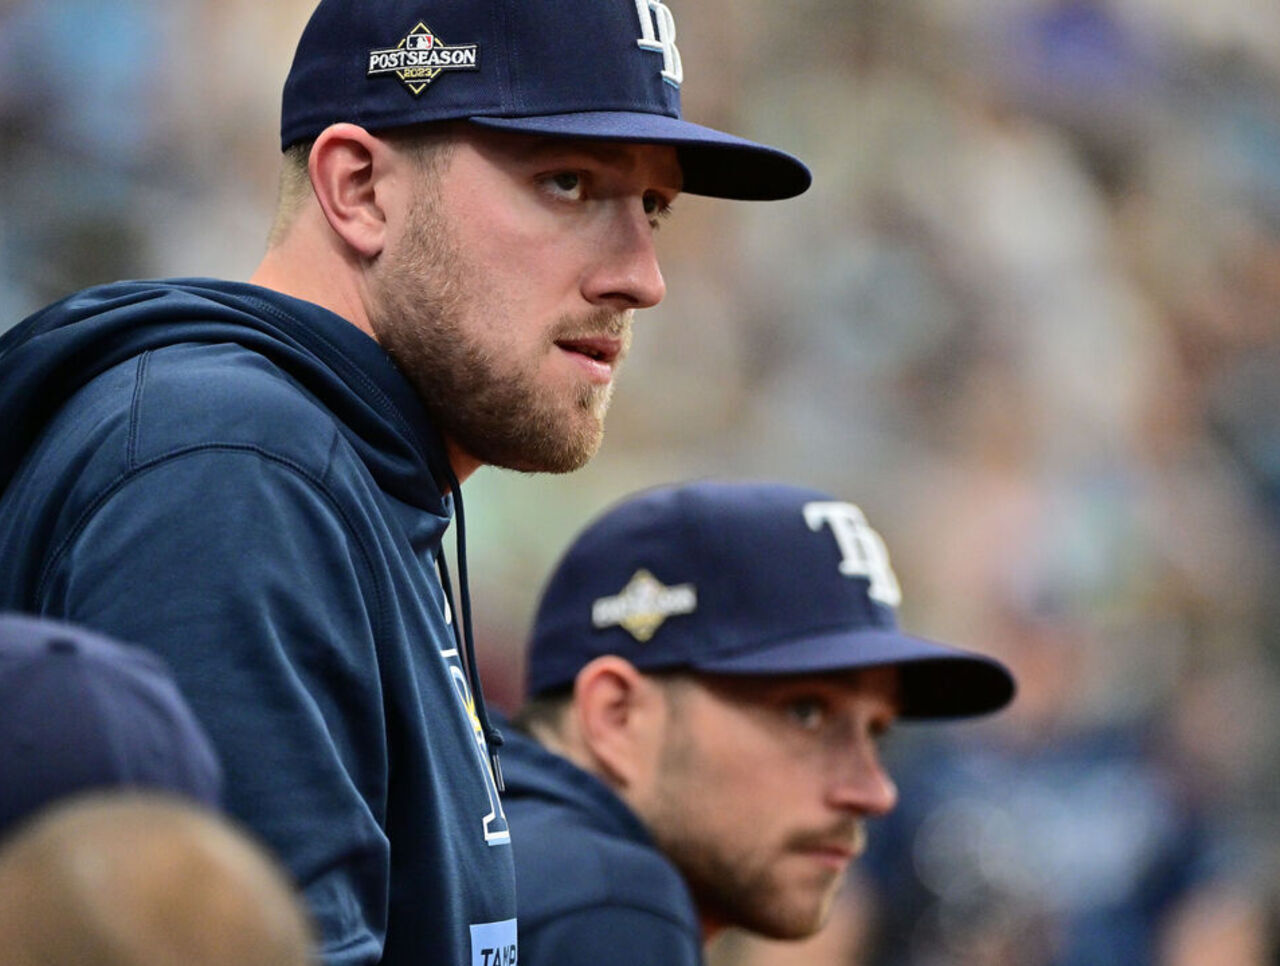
[689,628,1016,719]
[467,111,811,201]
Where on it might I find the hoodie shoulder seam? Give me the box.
[126,350,151,471]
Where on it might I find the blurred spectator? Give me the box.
[0,0,173,315]
[857,598,1268,966]
[0,791,315,966]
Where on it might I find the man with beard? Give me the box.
[504,481,1016,965]
[0,2,809,964]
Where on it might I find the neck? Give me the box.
[250,221,376,340]
[252,239,482,488]
[700,916,726,945]
[443,439,481,487]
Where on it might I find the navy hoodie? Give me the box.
[0,279,516,966]
[500,723,703,966]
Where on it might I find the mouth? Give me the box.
[555,336,622,366]
[794,828,864,871]
[806,843,857,861]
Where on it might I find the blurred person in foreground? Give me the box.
[0,614,313,964]
[502,481,1016,965]
[0,1,809,962]
[0,611,222,835]
[0,792,315,966]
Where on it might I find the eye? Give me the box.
[785,697,827,731]
[869,713,895,744]
[542,171,585,200]
[643,191,674,228]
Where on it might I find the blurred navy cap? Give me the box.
[0,614,223,837]
[280,0,811,201]
[526,481,1016,719]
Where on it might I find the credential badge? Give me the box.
[367,22,479,97]
[592,569,696,642]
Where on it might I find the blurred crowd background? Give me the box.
[3,1,1278,964]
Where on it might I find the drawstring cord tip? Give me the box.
[489,748,505,793]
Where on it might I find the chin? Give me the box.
[493,431,603,475]
[746,918,825,942]
[454,402,605,473]
[532,419,605,473]
[745,894,835,941]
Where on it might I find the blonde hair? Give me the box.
[266,125,459,248]
[0,792,315,966]
[266,140,316,249]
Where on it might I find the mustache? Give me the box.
[788,821,867,857]
[550,307,633,342]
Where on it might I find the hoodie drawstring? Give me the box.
[437,465,505,792]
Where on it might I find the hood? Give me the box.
[0,277,509,780]
[497,717,653,846]
[0,278,453,509]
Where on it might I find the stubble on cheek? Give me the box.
[369,271,620,472]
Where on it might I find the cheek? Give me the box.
[682,754,787,832]
[451,184,612,295]
[456,218,585,312]
[451,180,560,258]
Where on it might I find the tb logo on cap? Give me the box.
[634,0,683,86]
[803,502,902,607]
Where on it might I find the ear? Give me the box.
[308,123,394,260]
[572,656,666,790]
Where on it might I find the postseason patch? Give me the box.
[367,22,479,96]
[592,569,696,642]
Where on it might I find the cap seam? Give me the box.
[496,0,516,114]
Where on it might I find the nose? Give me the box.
[827,742,898,818]
[580,201,666,310]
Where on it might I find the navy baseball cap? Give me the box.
[0,614,224,837]
[526,482,1016,718]
[280,0,811,201]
